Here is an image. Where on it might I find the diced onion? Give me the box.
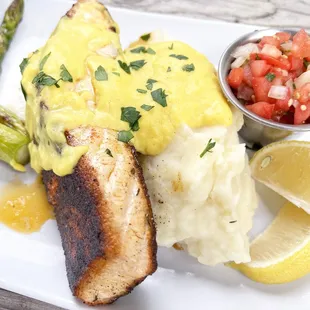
[293,99,300,108]
[268,85,288,100]
[261,44,282,58]
[294,71,310,89]
[285,79,294,95]
[280,40,292,52]
[231,43,259,59]
[231,56,247,69]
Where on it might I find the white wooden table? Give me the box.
[1,0,308,309]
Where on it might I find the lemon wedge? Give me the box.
[230,202,310,284]
[250,140,310,214]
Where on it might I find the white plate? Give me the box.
[0,1,309,309]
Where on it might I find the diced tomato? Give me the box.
[297,83,310,103]
[258,54,291,70]
[272,77,283,86]
[288,55,303,71]
[258,36,280,49]
[294,101,310,124]
[227,68,244,89]
[237,83,254,101]
[275,87,291,112]
[246,102,275,119]
[243,64,253,87]
[275,32,291,44]
[249,53,260,61]
[261,44,282,58]
[250,60,271,77]
[292,29,310,58]
[252,77,272,102]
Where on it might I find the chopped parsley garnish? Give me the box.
[121,107,141,131]
[200,139,216,158]
[130,46,156,54]
[146,78,157,90]
[141,104,154,111]
[167,66,171,72]
[265,72,275,82]
[137,88,147,94]
[229,220,237,224]
[105,148,113,157]
[303,59,310,68]
[293,82,297,90]
[182,63,195,72]
[118,130,134,143]
[146,47,156,55]
[19,58,28,74]
[39,52,51,71]
[168,43,174,50]
[95,65,108,81]
[130,60,147,71]
[32,71,60,88]
[118,60,131,74]
[60,64,73,82]
[169,54,188,60]
[151,88,168,107]
[140,33,151,41]
[112,72,120,76]
[255,54,261,60]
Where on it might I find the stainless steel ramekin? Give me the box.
[218,28,310,147]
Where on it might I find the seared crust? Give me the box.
[42,127,157,305]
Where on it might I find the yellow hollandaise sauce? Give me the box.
[21,0,232,177]
[0,179,54,233]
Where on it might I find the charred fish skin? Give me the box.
[42,127,157,305]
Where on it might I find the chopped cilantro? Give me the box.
[255,54,261,60]
[130,60,147,71]
[105,148,113,157]
[146,78,157,90]
[168,43,174,50]
[151,88,168,107]
[131,46,147,53]
[95,65,108,81]
[140,33,151,41]
[200,139,216,158]
[112,72,120,76]
[169,54,188,60]
[182,63,195,72]
[60,64,73,82]
[229,220,237,224]
[19,58,28,74]
[304,59,310,68]
[265,72,275,82]
[118,60,131,74]
[137,89,147,94]
[39,52,51,71]
[146,47,156,55]
[167,66,171,72]
[121,107,141,131]
[118,130,134,143]
[141,104,154,111]
[32,72,60,88]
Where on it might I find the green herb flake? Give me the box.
[303,59,310,68]
[169,54,188,60]
[200,139,216,158]
[131,46,146,53]
[95,65,108,81]
[146,47,156,55]
[151,88,168,107]
[39,52,51,71]
[105,148,113,157]
[167,66,171,72]
[265,72,275,82]
[118,60,131,74]
[140,33,151,41]
[168,43,174,50]
[60,64,73,82]
[182,63,195,72]
[118,130,134,143]
[130,60,147,71]
[121,107,141,131]
[19,58,28,74]
[255,54,261,60]
[229,220,237,224]
[293,83,297,90]
[112,72,120,76]
[32,71,60,88]
[146,78,157,90]
[137,89,147,94]
[141,104,154,111]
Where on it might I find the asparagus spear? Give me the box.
[0,106,29,171]
[0,0,24,65]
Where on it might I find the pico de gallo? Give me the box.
[227,29,310,125]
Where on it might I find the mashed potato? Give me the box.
[141,109,257,265]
